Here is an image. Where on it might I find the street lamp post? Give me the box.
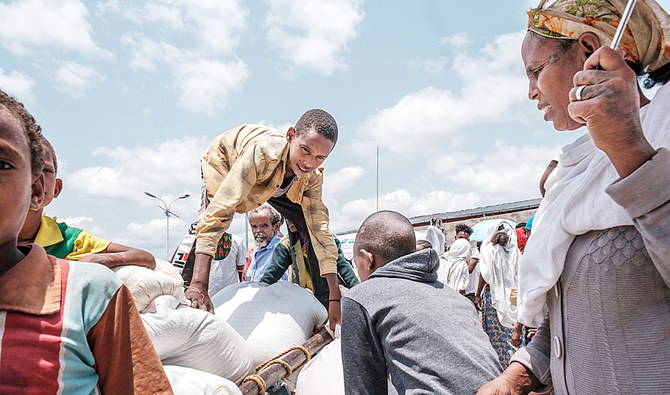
[145,192,190,260]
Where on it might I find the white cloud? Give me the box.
[67,135,209,204]
[265,0,364,75]
[323,166,365,200]
[408,57,449,75]
[430,139,562,202]
[175,59,248,115]
[115,1,249,115]
[113,217,188,260]
[440,33,471,50]
[121,33,181,72]
[112,212,250,259]
[0,0,111,58]
[0,68,35,103]
[329,188,480,232]
[53,61,105,98]
[59,216,106,236]
[104,0,247,55]
[353,30,528,159]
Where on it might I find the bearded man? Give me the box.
[244,204,285,282]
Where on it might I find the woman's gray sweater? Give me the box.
[511,148,670,394]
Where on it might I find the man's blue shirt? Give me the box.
[246,234,286,282]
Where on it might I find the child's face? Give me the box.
[40,147,62,208]
[0,107,43,248]
[286,128,334,177]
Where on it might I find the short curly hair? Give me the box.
[455,223,473,236]
[295,109,338,144]
[0,90,43,175]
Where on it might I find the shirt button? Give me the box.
[553,336,563,359]
[554,284,559,299]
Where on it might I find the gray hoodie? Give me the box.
[341,249,502,394]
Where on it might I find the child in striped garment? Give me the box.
[0,90,172,394]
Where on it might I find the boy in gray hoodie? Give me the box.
[341,211,501,394]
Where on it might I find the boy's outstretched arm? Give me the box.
[78,242,156,269]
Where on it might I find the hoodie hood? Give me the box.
[369,248,439,283]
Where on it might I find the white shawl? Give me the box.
[425,225,446,254]
[438,238,471,291]
[480,220,520,328]
[518,83,670,327]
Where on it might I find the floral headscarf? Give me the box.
[528,0,670,72]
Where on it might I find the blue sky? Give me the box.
[2,0,667,259]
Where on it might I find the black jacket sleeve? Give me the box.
[335,238,360,288]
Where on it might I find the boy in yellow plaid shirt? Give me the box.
[187,109,343,328]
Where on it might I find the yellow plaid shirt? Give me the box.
[195,124,337,275]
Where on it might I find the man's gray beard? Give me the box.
[255,236,269,248]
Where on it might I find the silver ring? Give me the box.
[575,85,586,101]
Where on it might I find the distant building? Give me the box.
[410,198,541,241]
[337,198,541,259]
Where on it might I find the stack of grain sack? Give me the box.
[112,261,332,394]
[112,260,249,395]
[211,282,328,392]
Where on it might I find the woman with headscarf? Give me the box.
[480,1,670,393]
[438,236,472,292]
[474,220,521,369]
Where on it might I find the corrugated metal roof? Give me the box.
[336,198,542,235]
[409,198,542,225]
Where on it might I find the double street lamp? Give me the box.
[145,192,190,260]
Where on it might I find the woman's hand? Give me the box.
[568,46,655,178]
[478,376,523,395]
[512,322,524,348]
[474,295,482,312]
[478,362,539,395]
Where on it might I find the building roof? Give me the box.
[336,198,542,235]
[409,198,542,226]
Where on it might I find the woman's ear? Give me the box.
[578,31,602,56]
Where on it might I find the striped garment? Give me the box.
[0,244,172,394]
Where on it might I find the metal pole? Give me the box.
[610,0,637,49]
[245,213,249,251]
[145,192,190,261]
[166,212,170,261]
[376,146,379,212]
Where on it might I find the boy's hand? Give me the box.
[325,272,342,330]
[328,301,341,330]
[186,253,215,313]
[185,282,214,314]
